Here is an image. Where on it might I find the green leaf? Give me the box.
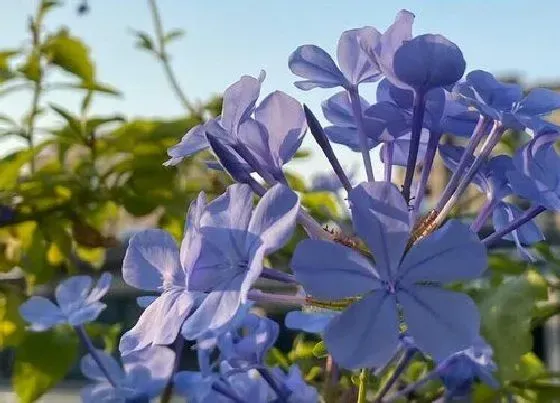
[13,328,78,403]
[50,103,83,138]
[164,29,185,44]
[312,340,327,358]
[21,226,53,287]
[301,191,340,220]
[284,171,307,192]
[0,289,25,347]
[43,30,94,83]
[132,30,155,52]
[0,145,46,190]
[479,270,548,380]
[0,49,20,83]
[18,52,41,82]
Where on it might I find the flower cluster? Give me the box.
[18,9,560,403]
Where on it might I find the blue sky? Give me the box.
[1,0,559,180]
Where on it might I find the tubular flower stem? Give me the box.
[385,370,437,402]
[483,205,546,246]
[347,88,375,182]
[435,115,487,212]
[412,131,442,221]
[248,290,307,306]
[260,267,298,284]
[75,325,118,388]
[470,198,498,232]
[374,348,416,402]
[384,142,394,183]
[434,121,504,227]
[402,90,427,204]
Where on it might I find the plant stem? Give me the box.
[260,267,297,284]
[374,349,415,402]
[384,142,393,183]
[160,336,184,403]
[435,115,487,212]
[258,367,289,402]
[412,130,441,221]
[147,0,196,114]
[470,197,498,232]
[483,205,546,246]
[357,369,369,403]
[74,325,118,387]
[348,88,375,182]
[247,289,305,306]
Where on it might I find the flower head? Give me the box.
[182,183,299,339]
[19,273,111,331]
[119,193,206,355]
[292,182,486,368]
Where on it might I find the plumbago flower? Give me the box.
[19,273,112,330]
[166,72,307,184]
[454,70,560,130]
[119,193,206,355]
[182,183,299,339]
[292,182,487,368]
[80,346,175,403]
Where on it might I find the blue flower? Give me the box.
[454,70,560,130]
[439,144,514,201]
[19,273,111,331]
[272,365,320,403]
[292,182,486,369]
[119,193,206,355]
[436,337,499,400]
[393,34,466,93]
[80,346,174,403]
[492,201,544,261]
[182,183,299,339]
[166,74,306,183]
[218,313,279,367]
[321,91,378,151]
[289,27,381,90]
[507,128,560,210]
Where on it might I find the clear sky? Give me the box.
[1,0,559,181]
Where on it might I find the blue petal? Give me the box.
[80,383,118,403]
[80,349,125,382]
[399,286,480,362]
[363,102,410,140]
[324,126,363,151]
[376,78,414,108]
[220,75,262,137]
[381,130,429,166]
[123,345,176,398]
[324,292,400,369]
[174,371,214,402]
[337,28,381,85]
[493,202,544,260]
[247,184,299,254]
[86,273,112,304]
[439,144,487,193]
[285,311,336,334]
[119,291,195,355]
[181,193,206,279]
[55,276,92,314]
[182,275,244,339]
[322,91,368,128]
[348,182,410,280]
[394,34,465,91]
[123,229,182,291]
[67,302,106,326]
[253,91,307,169]
[292,239,380,299]
[398,220,487,285]
[165,125,208,166]
[517,88,560,117]
[19,296,65,331]
[289,45,346,90]
[364,10,414,88]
